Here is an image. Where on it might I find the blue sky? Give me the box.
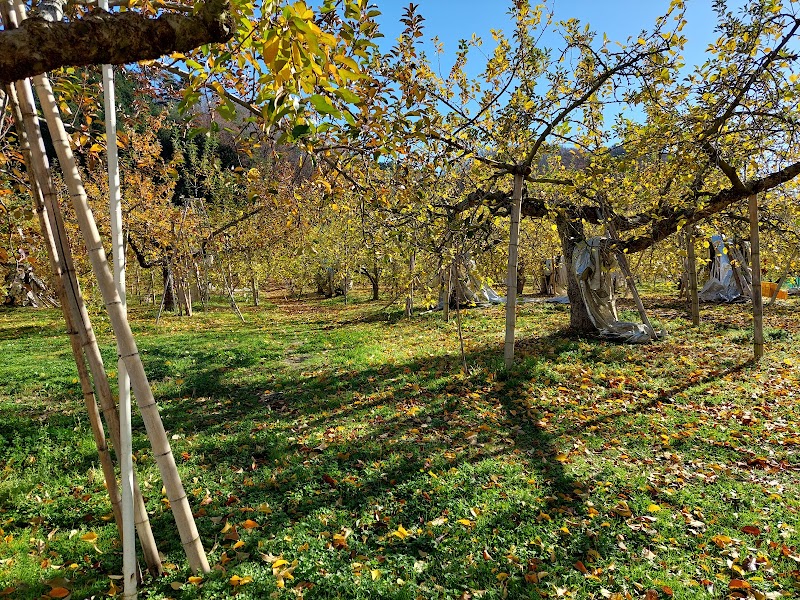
[375,0,722,75]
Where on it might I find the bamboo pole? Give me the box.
[21,39,210,574]
[749,194,764,360]
[603,209,655,339]
[96,12,136,594]
[504,171,524,368]
[685,226,700,326]
[1,7,162,575]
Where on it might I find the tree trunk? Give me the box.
[250,272,259,306]
[162,264,175,312]
[405,251,415,318]
[749,194,764,360]
[555,212,596,334]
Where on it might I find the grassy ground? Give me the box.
[1,289,799,599]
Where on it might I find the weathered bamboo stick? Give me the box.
[17,14,208,569]
[2,79,125,535]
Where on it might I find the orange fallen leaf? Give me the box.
[741,525,761,536]
[49,588,70,599]
[573,560,588,574]
[728,579,751,590]
[242,519,259,530]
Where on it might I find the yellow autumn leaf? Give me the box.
[188,576,203,585]
[647,504,662,513]
[456,518,474,527]
[391,524,410,539]
[80,532,98,543]
[371,569,381,580]
[242,519,259,529]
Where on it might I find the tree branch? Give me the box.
[0,0,233,83]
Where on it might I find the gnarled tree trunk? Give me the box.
[555,212,596,334]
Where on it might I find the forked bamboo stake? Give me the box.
[16,4,209,571]
[0,8,163,573]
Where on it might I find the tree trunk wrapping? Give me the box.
[555,214,596,333]
[686,227,700,326]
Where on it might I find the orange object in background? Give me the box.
[761,281,788,300]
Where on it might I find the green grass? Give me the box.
[1,291,799,599]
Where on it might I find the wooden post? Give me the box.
[504,171,524,368]
[686,226,700,326]
[749,194,764,360]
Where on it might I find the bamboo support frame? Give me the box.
[0,13,164,576]
[3,79,125,535]
[20,39,210,574]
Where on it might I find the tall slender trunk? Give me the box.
[503,172,524,367]
[20,13,209,570]
[162,263,175,312]
[749,195,764,360]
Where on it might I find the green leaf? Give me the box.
[291,124,312,139]
[308,94,340,117]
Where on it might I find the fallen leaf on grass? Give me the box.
[229,575,253,587]
[728,579,750,590]
[611,501,632,518]
[456,519,474,528]
[741,525,761,536]
[391,525,411,540]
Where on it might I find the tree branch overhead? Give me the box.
[0,0,233,83]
